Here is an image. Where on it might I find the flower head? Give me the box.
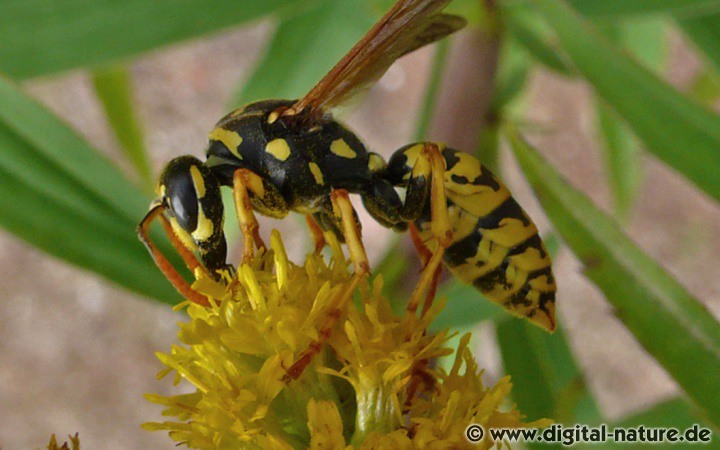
[144,230,549,448]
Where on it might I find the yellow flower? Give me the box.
[144,230,550,448]
[47,433,80,450]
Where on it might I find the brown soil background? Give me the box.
[1,21,719,449]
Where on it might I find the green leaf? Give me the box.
[594,19,662,219]
[615,398,709,429]
[497,321,602,430]
[677,13,720,73]
[595,99,641,221]
[508,129,720,428]
[582,398,719,450]
[0,76,179,301]
[233,0,375,106]
[0,0,302,79]
[430,280,504,331]
[688,67,720,106]
[502,6,574,76]
[532,0,720,203]
[0,142,176,302]
[490,38,532,112]
[92,64,153,191]
[615,17,668,71]
[0,76,148,223]
[567,0,720,18]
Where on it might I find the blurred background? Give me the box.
[1,0,720,448]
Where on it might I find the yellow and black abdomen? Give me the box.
[389,145,556,331]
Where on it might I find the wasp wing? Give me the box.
[290,0,466,120]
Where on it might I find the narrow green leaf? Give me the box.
[0,0,303,79]
[497,321,602,432]
[0,76,147,223]
[430,280,503,331]
[616,17,668,71]
[0,165,176,302]
[593,19,663,220]
[567,0,720,18]
[0,76,181,301]
[502,6,574,76]
[532,0,720,203]
[583,398,718,450]
[508,129,720,428]
[688,67,720,106]
[595,99,641,221]
[677,13,720,73]
[233,0,375,106]
[615,398,709,429]
[92,64,153,192]
[490,38,532,112]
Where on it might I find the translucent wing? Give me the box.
[289,0,466,120]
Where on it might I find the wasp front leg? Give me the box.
[232,168,289,264]
[137,204,211,306]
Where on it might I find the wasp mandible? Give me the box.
[138,0,556,332]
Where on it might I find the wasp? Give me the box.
[138,0,556,345]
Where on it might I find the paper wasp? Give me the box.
[138,0,556,352]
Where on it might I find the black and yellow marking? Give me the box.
[139,0,554,335]
[384,144,556,331]
[155,156,229,278]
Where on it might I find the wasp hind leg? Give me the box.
[402,143,453,316]
[305,214,327,254]
[137,204,211,306]
[282,190,369,383]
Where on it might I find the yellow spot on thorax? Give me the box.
[209,127,243,160]
[308,162,325,185]
[330,139,357,158]
[189,165,206,199]
[267,111,280,124]
[266,138,291,161]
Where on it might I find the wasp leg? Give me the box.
[396,143,451,316]
[154,212,206,275]
[305,214,327,253]
[330,189,370,274]
[405,143,452,247]
[408,222,433,268]
[137,204,210,306]
[232,169,288,263]
[282,271,363,383]
[406,241,445,317]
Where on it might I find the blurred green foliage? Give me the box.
[1,0,719,441]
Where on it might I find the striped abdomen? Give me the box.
[415,148,556,331]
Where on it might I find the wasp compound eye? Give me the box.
[159,156,205,232]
